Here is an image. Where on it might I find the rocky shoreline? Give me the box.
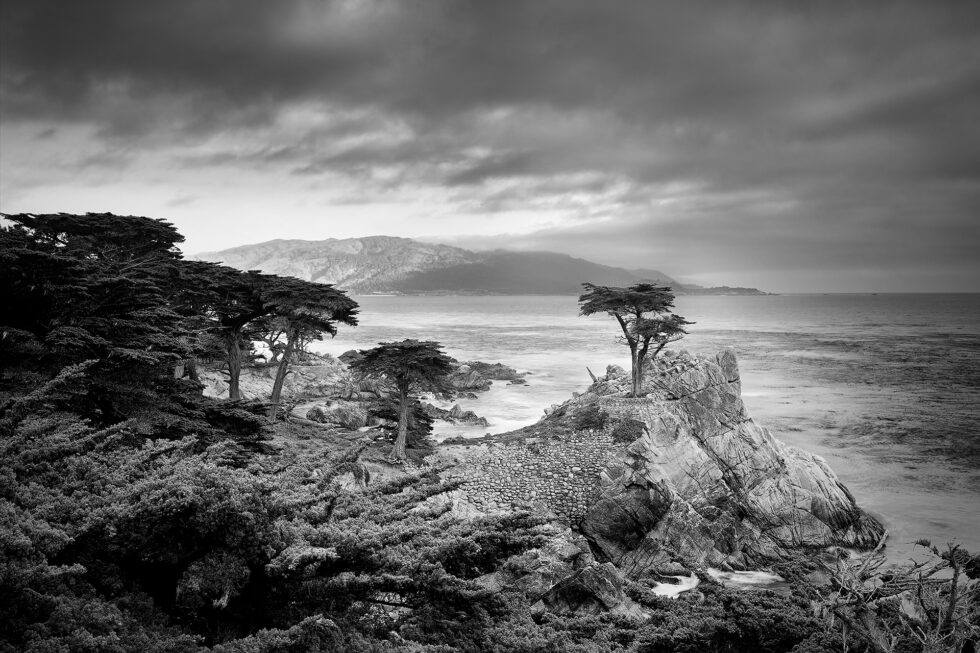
[416,349,885,619]
[199,351,526,432]
[201,346,886,621]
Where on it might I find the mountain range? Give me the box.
[192,236,766,295]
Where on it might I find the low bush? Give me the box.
[611,418,646,443]
[572,403,609,431]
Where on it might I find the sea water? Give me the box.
[313,293,980,561]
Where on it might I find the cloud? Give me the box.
[1,0,979,290]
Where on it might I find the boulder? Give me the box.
[462,361,527,383]
[421,402,490,427]
[533,562,648,623]
[446,368,492,393]
[475,525,594,597]
[338,349,362,365]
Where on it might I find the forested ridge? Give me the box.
[1,214,976,652]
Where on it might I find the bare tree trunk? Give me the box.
[630,346,642,397]
[186,358,200,383]
[940,550,961,635]
[392,383,409,460]
[228,333,242,400]
[268,327,297,421]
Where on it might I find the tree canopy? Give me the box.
[0,212,360,441]
[350,339,454,460]
[1,213,202,427]
[258,276,358,419]
[579,282,692,397]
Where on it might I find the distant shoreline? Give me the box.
[355,289,776,297]
[353,291,980,297]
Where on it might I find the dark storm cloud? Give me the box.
[2,0,979,289]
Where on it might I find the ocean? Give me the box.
[314,293,980,561]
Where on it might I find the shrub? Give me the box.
[611,418,646,443]
[572,404,608,431]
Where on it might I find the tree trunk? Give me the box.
[268,327,297,421]
[630,346,642,398]
[186,358,200,383]
[392,383,409,460]
[633,339,653,398]
[227,332,242,400]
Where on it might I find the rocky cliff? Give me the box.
[428,348,885,584]
[580,349,885,575]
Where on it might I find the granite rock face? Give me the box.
[473,525,647,623]
[422,402,490,427]
[579,348,885,576]
[533,562,648,623]
[445,365,493,393]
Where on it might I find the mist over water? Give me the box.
[315,294,980,560]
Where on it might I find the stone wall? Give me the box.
[432,368,683,524]
[439,431,615,523]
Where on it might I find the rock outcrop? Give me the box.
[461,361,529,384]
[421,402,490,427]
[445,364,493,394]
[577,349,885,575]
[334,348,884,621]
[431,348,885,585]
[533,562,648,622]
[473,523,647,622]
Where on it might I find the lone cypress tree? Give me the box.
[579,282,692,397]
[350,339,454,460]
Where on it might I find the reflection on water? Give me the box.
[315,294,980,560]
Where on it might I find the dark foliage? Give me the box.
[611,418,646,443]
[369,396,436,454]
[351,340,454,460]
[571,404,609,431]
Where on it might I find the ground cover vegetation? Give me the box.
[1,213,976,652]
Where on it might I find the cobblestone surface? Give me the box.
[441,431,616,523]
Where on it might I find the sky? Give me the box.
[1,1,978,292]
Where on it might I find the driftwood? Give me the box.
[813,533,980,653]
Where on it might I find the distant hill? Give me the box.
[192,237,766,295]
[194,236,476,293]
[396,251,678,294]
